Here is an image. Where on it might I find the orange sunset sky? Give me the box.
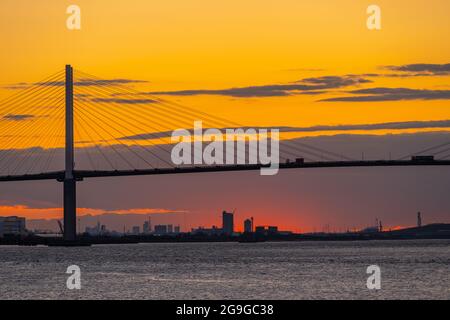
[0,0,449,232]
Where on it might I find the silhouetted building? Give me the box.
[255,226,278,235]
[360,218,382,234]
[174,226,181,234]
[417,212,422,227]
[254,225,290,236]
[154,225,168,235]
[222,211,234,235]
[244,219,252,233]
[132,226,140,234]
[168,224,173,233]
[143,221,150,234]
[0,216,26,237]
[360,226,379,233]
[255,226,266,234]
[268,226,278,233]
[191,226,222,236]
[84,223,109,236]
[85,226,97,235]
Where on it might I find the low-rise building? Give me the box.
[191,226,223,236]
[255,225,282,235]
[131,226,140,235]
[154,225,168,235]
[0,216,26,237]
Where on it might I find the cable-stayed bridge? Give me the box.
[1,65,449,241]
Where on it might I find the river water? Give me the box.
[0,240,448,299]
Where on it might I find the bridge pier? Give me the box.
[63,65,77,241]
[64,179,77,241]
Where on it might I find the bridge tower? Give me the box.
[63,65,76,241]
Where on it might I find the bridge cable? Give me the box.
[0,70,65,111]
[73,117,96,171]
[0,74,66,136]
[74,104,145,170]
[397,141,450,160]
[7,97,65,175]
[74,70,350,163]
[74,70,351,161]
[74,102,166,169]
[73,72,315,163]
[74,110,116,170]
[73,85,175,167]
[26,104,66,174]
[73,71,302,162]
[0,89,65,174]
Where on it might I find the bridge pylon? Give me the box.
[63,65,76,241]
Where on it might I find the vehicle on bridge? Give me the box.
[411,155,435,161]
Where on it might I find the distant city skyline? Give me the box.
[23,203,447,235]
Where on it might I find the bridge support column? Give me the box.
[64,179,76,241]
[63,64,76,241]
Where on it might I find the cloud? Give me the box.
[74,78,148,86]
[0,204,186,220]
[343,63,450,78]
[298,119,450,131]
[383,63,450,75]
[119,119,450,140]
[321,88,450,102]
[146,75,371,98]
[2,82,31,90]
[2,114,35,121]
[91,97,157,104]
[4,78,147,90]
[299,75,370,87]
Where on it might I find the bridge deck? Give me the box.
[0,159,449,182]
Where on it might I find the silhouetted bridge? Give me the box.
[1,159,449,182]
[1,65,449,242]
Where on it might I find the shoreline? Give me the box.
[2,223,449,246]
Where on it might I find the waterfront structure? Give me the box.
[255,226,265,234]
[84,221,108,236]
[132,226,140,234]
[254,225,289,236]
[143,221,150,234]
[222,211,234,235]
[359,226,380,233]
[191,226,223,236]
[0,216,26,237]
[268,226,278,233]
[154,225,168,235]
[244,219,252,233]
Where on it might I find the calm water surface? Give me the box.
[0,240,448,299]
